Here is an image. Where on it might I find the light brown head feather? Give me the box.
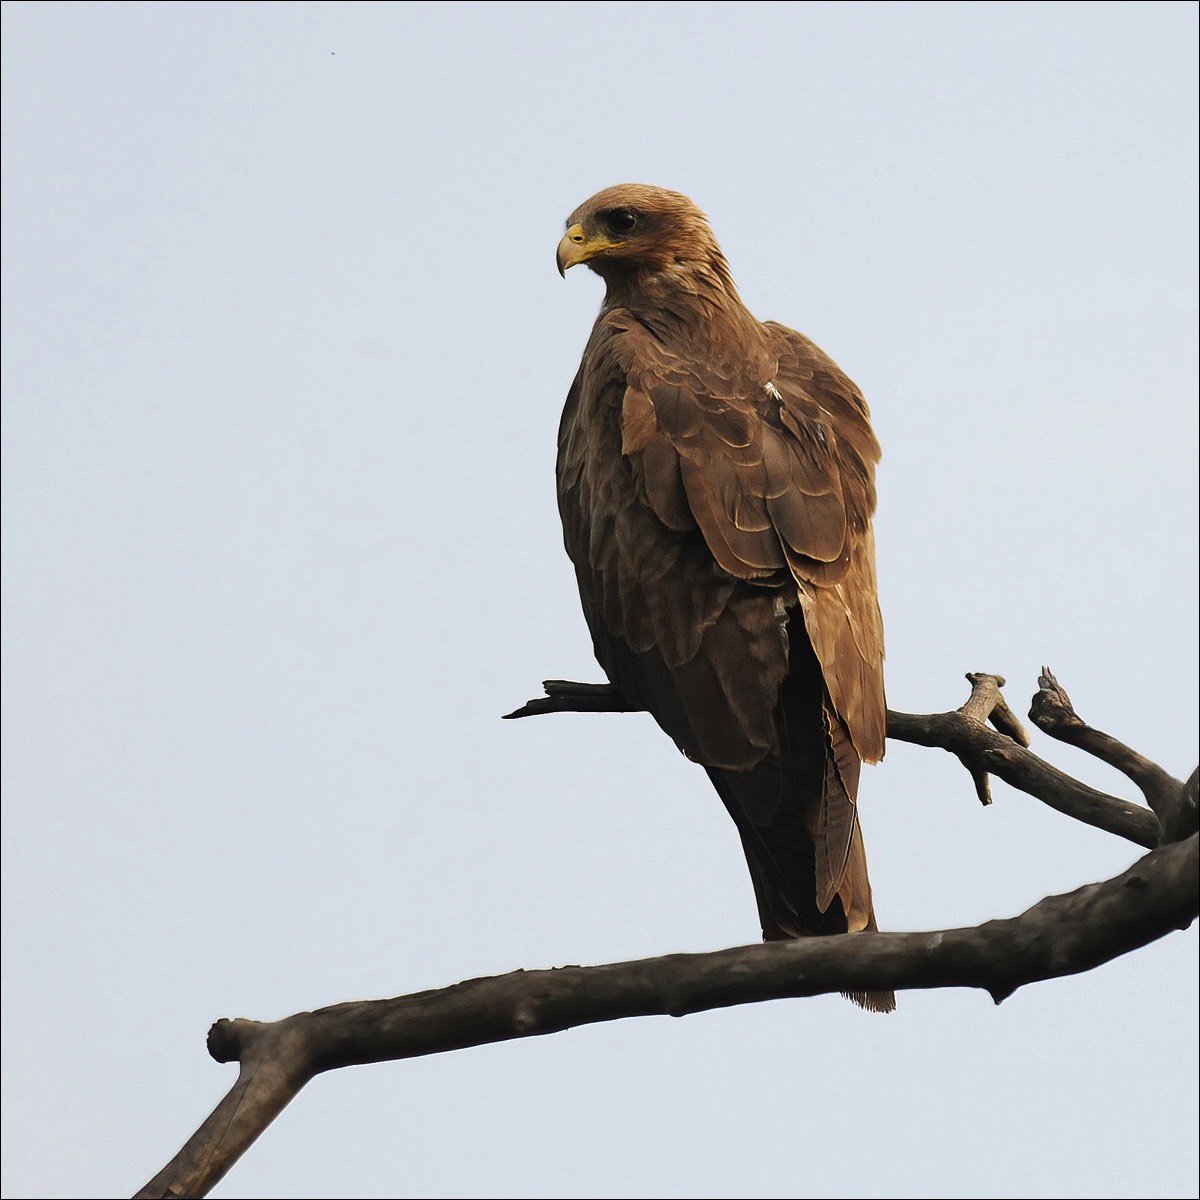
[561,184,734,295]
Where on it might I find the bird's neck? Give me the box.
[601,249,739,310]
[602,257,771,367]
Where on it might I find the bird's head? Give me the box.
[556,184,725,284]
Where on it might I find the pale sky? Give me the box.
[2,3,1197,1198]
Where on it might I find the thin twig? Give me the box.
[1030,667,1192,841]
[503,679,637,720]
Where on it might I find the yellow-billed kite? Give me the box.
[555,184,892,1011]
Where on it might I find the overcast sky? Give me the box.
[2,3,1197,1198]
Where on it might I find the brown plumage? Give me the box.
[555,184,892,1012]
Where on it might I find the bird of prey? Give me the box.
[554,184,892,1011]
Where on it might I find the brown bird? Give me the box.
[554,184,892,1011]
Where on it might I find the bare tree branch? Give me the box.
[885,708,1160,848]
[508,673,1163,847]
[1172,768,1200,845]
[502,678,638,719]
[958,671,1031,747]
[135,834,1198,1200]
[1030,667,1195,841]
[135,672,1198,1197]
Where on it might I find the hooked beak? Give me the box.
[556,223,623,277]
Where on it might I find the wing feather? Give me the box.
[557,297,887,947]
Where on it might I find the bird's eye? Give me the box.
[605,209,639,235]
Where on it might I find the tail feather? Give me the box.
[845,987,896,1014]
[705,742,895,1013]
